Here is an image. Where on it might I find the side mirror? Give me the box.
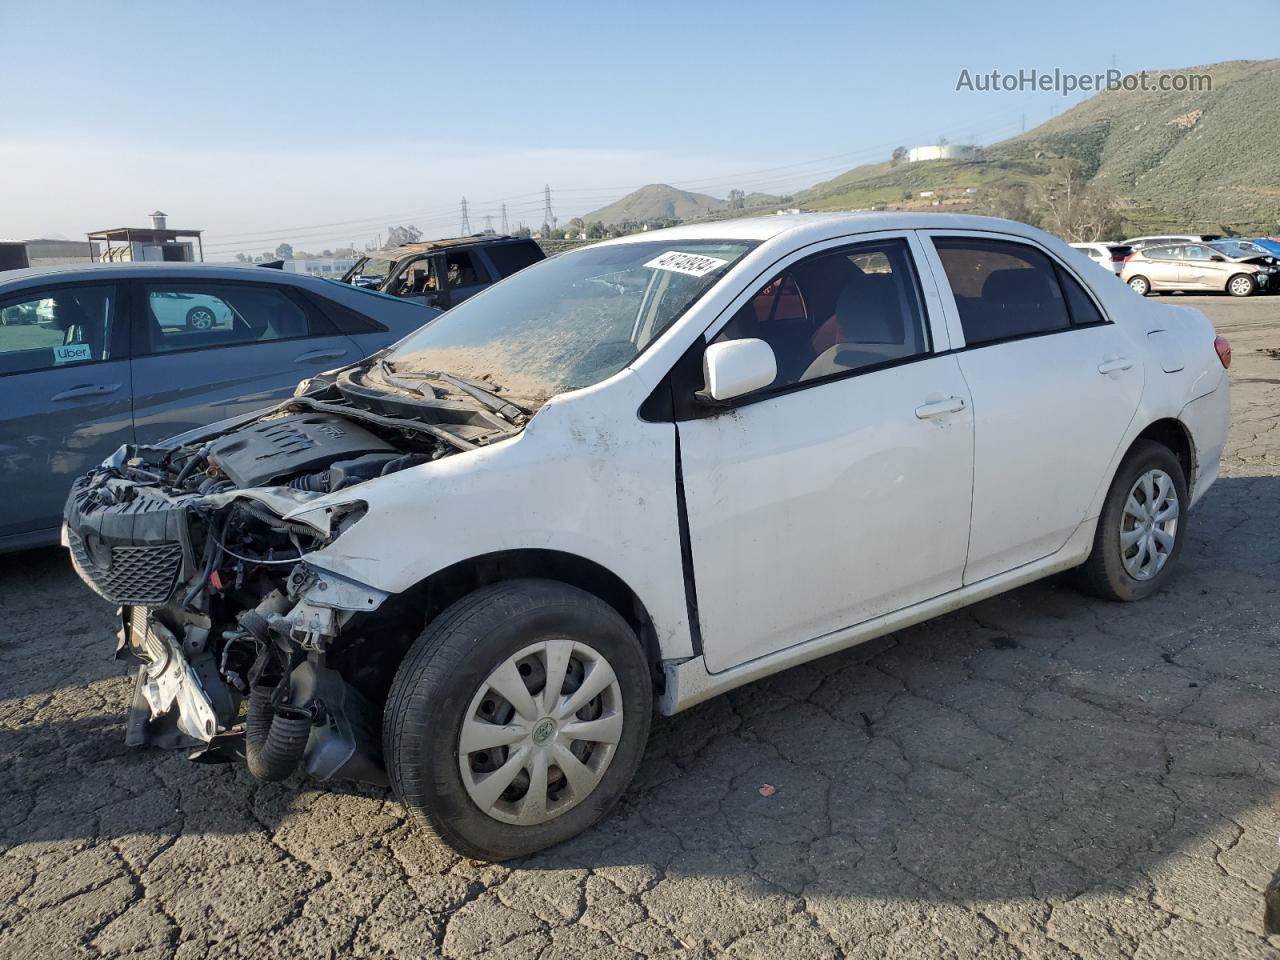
[700,338,777,402]
[1210,255,1226,262]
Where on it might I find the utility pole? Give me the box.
[543,185,556,232]
[460,197,471,235]
[501,203,508,234]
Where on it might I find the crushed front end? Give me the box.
[63,365,522,785]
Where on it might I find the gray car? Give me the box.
[0,263,438,552]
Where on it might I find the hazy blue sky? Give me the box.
[1,1,1271,258]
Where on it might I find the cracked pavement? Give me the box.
[2,296,1279,959]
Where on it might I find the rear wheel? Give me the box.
[1077,440,1188,602]
[186,306,217,329]
[1228,273,1256,298]
[383,579,652,861]
[1128,275,1151,296]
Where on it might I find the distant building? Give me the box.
[88,211,204,262]
[907,144,977,163]
[0,238,99,270]
[281,257,357,277]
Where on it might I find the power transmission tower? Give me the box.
[483,215,494,234]
[501,203,508,234]
[460,197,471,235]
[543,185,556,231]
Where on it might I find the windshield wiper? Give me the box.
[376,359,527,426]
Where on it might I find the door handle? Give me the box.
[914,396,967,419]
[293,348,347,365]
[1097,358,1134,375]
[51,383,121,401]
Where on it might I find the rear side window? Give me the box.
[485,241,544,278]
[1056,268,1105,327]
[0,285,115,376]
[933,237,1070,345]
[141,282,339,354]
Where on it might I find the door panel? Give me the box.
[680,355,974,673]
[129,279,363,444]
[0,283,131,540]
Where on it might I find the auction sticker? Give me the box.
[52,343,93,364]
[644,251,728,277]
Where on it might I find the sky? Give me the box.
[1,0,1272,259]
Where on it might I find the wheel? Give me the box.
[186,306,217,329]
[1077,440,1188,602]
[1228,273,1256,298]
[383,579,653,861]
[1127,275,1151,296]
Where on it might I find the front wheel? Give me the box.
[1128,275,1151,296]
[186,305,217,329]
[1076,440,1188,602]
[383,579,653,861]
[1228,273,1257,298]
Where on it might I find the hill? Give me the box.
[580,183,726,226]
[796,59,1280,233]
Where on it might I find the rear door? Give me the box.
[922,232,1143,583]
[0,282,131,543]
[128,277,364,444]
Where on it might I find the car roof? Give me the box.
[591,211,1052,249]
[371,234,531,260]
[0,261,337,293]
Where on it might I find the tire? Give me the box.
[383,579,652,861]
[186,306,216,330]
[1077,440,1189,602]
[1227,273,1256,298]
[1128,275,1151,296]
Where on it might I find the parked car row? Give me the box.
[1072,234,1280,297]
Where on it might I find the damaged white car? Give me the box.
[64,213,1232,861]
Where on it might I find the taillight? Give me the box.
[1122,254,1134,264]
[1214,335,1232,369]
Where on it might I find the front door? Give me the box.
[0,282,132,543]
[924,233,1144,583]
[676,236,974,673]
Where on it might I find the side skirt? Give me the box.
[659,522,1096,715]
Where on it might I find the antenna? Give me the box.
[460,197,471,235]
[543,185,556,231]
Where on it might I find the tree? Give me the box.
[891,146,908,165]
[234,252,248,262]
[1037,166,1121,242]
[976,182,1039,227]
[386,224,423,246]
[727,188,745,210]
[275,242,294,260]
[512,225,532,238]
[587,220,606,239]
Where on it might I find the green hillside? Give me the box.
[580,183,725,226]
[796,59,1280,234]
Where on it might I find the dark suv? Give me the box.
[340,235,544,309]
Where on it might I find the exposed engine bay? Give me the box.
[63,361,526,784]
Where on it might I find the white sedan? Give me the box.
[65,212,1232,860]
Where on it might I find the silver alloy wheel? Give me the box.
[458,639,623,826]
[1129,277,1149,295]
[1229,275,1253,297]
[189,308,215,330]
[1120,468,1179,581]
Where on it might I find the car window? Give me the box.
[0,285,115,376]
[1183,245,1212,261]
[389,256,438,297]
[1145,246,1174,260]
[443,250,486,289]
[142,282,338,354]
[714,237,929,387]
[1056,268,1105,327]
[485,242,544,278]
[933,237,1070,345]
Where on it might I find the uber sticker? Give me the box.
[52,343,93,365]
[644,250,729,277]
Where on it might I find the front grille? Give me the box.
[68,528,183,606]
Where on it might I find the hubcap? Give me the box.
[1120,468,1179,581]
[458,640,623,826]
[1231,277,1251,296]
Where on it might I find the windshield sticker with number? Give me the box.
[644,251,729,278]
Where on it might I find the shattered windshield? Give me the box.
[349,256,395,284]
[385,239,755,401]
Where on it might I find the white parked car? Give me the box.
[1122,233,1222,251]
[64,213,1232,860]
[1069,241,1133,275]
